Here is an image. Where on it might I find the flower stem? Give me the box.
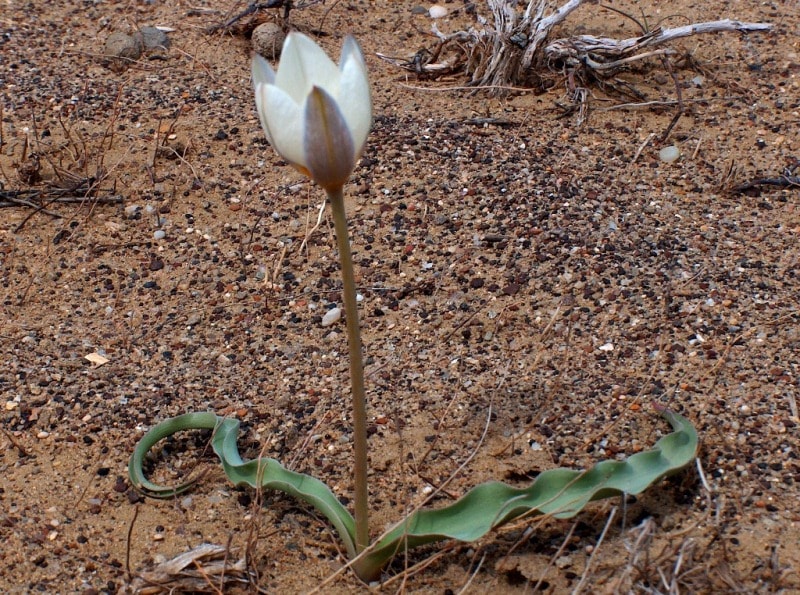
[327,186,370,553]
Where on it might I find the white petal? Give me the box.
[253,83,276,147]
[340,35,367,72]
[304,86,355,190]
[251,54,276,87]
[277,32,340,102]
[337,46,372,156]
[259,84,307,169]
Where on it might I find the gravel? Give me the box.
[0,0,798,593]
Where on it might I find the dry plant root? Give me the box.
[384,0,773,100]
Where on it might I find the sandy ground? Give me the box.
[1,1,799,593]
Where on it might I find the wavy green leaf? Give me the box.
[129,412,358,559]
[356,408,697,577]
[129,408,698,582]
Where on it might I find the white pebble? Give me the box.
[429,5,448,18]
[124,204,141,218]
[659,145,681,163]
[321,307,342,327]
[153,230,166,240]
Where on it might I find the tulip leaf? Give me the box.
[129,407,698,582]
[128,411,358,559]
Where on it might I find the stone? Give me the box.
[103,32,142,71]
[252,23,286,60]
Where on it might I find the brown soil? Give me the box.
[1,1,798,593]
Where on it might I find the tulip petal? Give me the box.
[340,35,367,72]
[252,57,278,147]
[253,84,276,148]
[337,37,372,156]
[258,84,307,169]
[251,54,276,87]
[277,33,340,103]
[304,86,355,190]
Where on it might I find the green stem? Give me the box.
[327,186,370,554]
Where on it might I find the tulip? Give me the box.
[252,32,372,191]
[252,32,373,554]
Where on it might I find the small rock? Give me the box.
[659,145,681,163]
[136,26,170,52]
[321,307,342,327]
[556,555,573,569]
[103,32,142,71]
[124,204,141,219]
[252,23,286,59]
[429,4,448,18]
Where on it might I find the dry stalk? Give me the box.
[386,0,773,108]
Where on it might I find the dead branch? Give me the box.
[0,189,124,210]
[543,19,774,69]
[123,543,255,594]
[729,161,800,194]
[731,175,800,194]
[391,0,773,101]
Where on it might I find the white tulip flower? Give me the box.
[252,32,372,191]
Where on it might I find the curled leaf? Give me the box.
[129,408,698,582]
[129,412,358,559]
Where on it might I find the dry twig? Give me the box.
[386,0,773,113]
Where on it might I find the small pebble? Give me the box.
[252,23,286,59]
[556,555,573,569]
[658,145,681,163]
[103,31,142,71]
[124,204,141,218]
[429,4,448,18]
[136,26,170,52]
[153,230,166,240]
[321,307,342,327]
